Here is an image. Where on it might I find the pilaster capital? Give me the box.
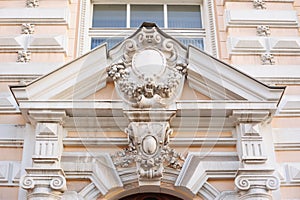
[235,174,280,191]
[20,174,66,192]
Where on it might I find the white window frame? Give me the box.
[78,0,218,58]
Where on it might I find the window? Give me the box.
[92,5,126,28]
[130,5,164,27]
[78,1,218,57]
[167,5,202,28]
[91,4,201,29]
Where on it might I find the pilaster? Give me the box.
[20,111,67,199]
[233,111,280,199]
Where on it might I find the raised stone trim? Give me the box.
[225,10,298,28]
[227,37,300,56]
[0,8,69,24]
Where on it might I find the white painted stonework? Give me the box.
[8,23,286,200]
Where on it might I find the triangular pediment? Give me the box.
[11,23,284,106]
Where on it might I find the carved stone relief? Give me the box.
[26,0,39,8]
[112,122,184,184]
[257,25,270,36]
[17,50,31,63]
[107,26,187,108]
[22,23,35,34]
[235,174,280,199]
[253,0,266,9]
[261,53,275,65]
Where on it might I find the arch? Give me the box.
[103,185,193,200]
[120,193,183,200]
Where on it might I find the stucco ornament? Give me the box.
[22,23,35,34]
[253,0,266,9]
[112,122,185,182]
[26,0,39,8]
[261,53,275,65]
[107,26,187,108]
[17,50,31,63]
[257,25,270,36]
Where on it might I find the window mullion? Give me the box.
[127,4,130,28]
[164,4,168,28]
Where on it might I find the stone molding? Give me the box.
[277,163,300,186]
[61,152,123,198]
[227,37,300,56]
[0,35,68,54]
[0,8,69,24]
[225,10,298,28]
[0,161,21,186]
[175,152,239,195]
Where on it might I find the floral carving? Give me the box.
[261,54,275,65]
[253,0,266,9]
[26,0,39,8]
[22,23,35,34]
[257,25,270,36]
[17,51,31,63]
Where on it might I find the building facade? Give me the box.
[0,0,300,199]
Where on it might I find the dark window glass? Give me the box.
[91,37,123,49]
[130,5,164,27]
[177,38,204,50]
[168,5,202,28]
[92,5,126,27]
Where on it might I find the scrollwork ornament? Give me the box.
[235,176,251,190]
[266,176,280,190]
[50,175,66,190]
[21,176,35,190]
[112,123,185,180]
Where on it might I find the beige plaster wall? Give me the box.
[0,187,19,199]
